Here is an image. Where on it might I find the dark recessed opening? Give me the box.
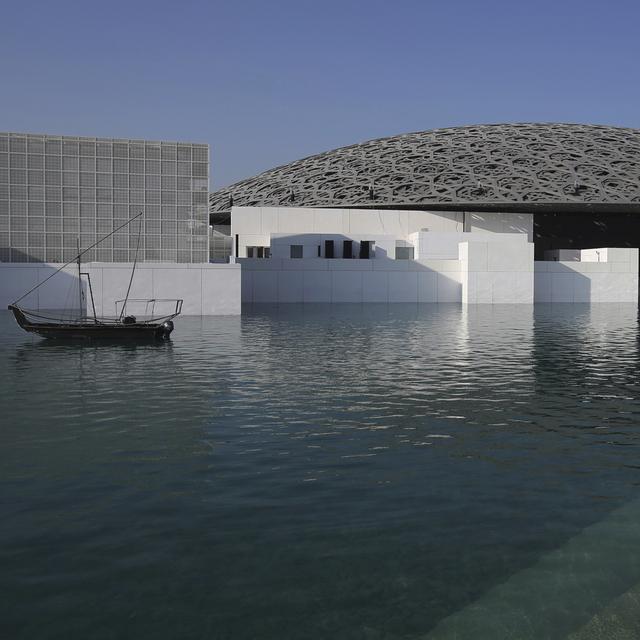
[325,240,334,259]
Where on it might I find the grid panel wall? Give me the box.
[0,132,210,263]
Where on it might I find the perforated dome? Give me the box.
[210,123,640,215]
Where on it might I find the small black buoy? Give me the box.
[122,315,137,324]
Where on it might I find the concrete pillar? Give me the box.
[459,239,534,304]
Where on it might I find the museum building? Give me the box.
[209,123,640,304]
[0,132,210,263]
[0,131,240,316]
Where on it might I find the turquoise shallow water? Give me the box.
[2,303,640,639]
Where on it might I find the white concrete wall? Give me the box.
[411,231,529,260]
[0,264,82,313]
[231,206,466,258]
[0,262,241,316]
[460,239,535,304]
[270,233,396,259]
[239,257,462,304]
[544,248,624,263]
[580,248,612,262]
[543,249,581,262]
[534,248,639,303]
[231,207,638,305]
[232,206,534,256]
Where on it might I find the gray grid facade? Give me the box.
[0,132,209,263]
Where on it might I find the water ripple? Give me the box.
[2,303,640,639]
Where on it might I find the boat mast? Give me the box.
[118,217,143,322]
[77,237,82,319]
[84,272,98,323]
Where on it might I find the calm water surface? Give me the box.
[2,304,640,639]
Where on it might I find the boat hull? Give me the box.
[8,305,174,340]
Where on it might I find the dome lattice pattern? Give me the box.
[210,123,640,213]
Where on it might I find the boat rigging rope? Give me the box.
[12,212,144,306]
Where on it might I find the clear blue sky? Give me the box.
[2,0,639,188]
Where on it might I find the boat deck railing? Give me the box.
[114,298,183,323]
[13,298,183,326]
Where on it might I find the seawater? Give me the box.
[2,304,640,639]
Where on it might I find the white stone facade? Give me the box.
[460,239,535,304]
[231,206,534,260]
[0,262,241,316]
[269,233,397,259]
[240,258,462,304]
[232,206,638,305]
[233,206,538,304]
[534,248,639,303]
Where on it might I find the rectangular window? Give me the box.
[343,240,353,259]
[290,245,303,259]
[359,241,374,259]
[246,246,270,258]
[325,240,334,258]
[395,246,414,260]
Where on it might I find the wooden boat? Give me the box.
[8,213,183,341]
[7,302,181,340]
